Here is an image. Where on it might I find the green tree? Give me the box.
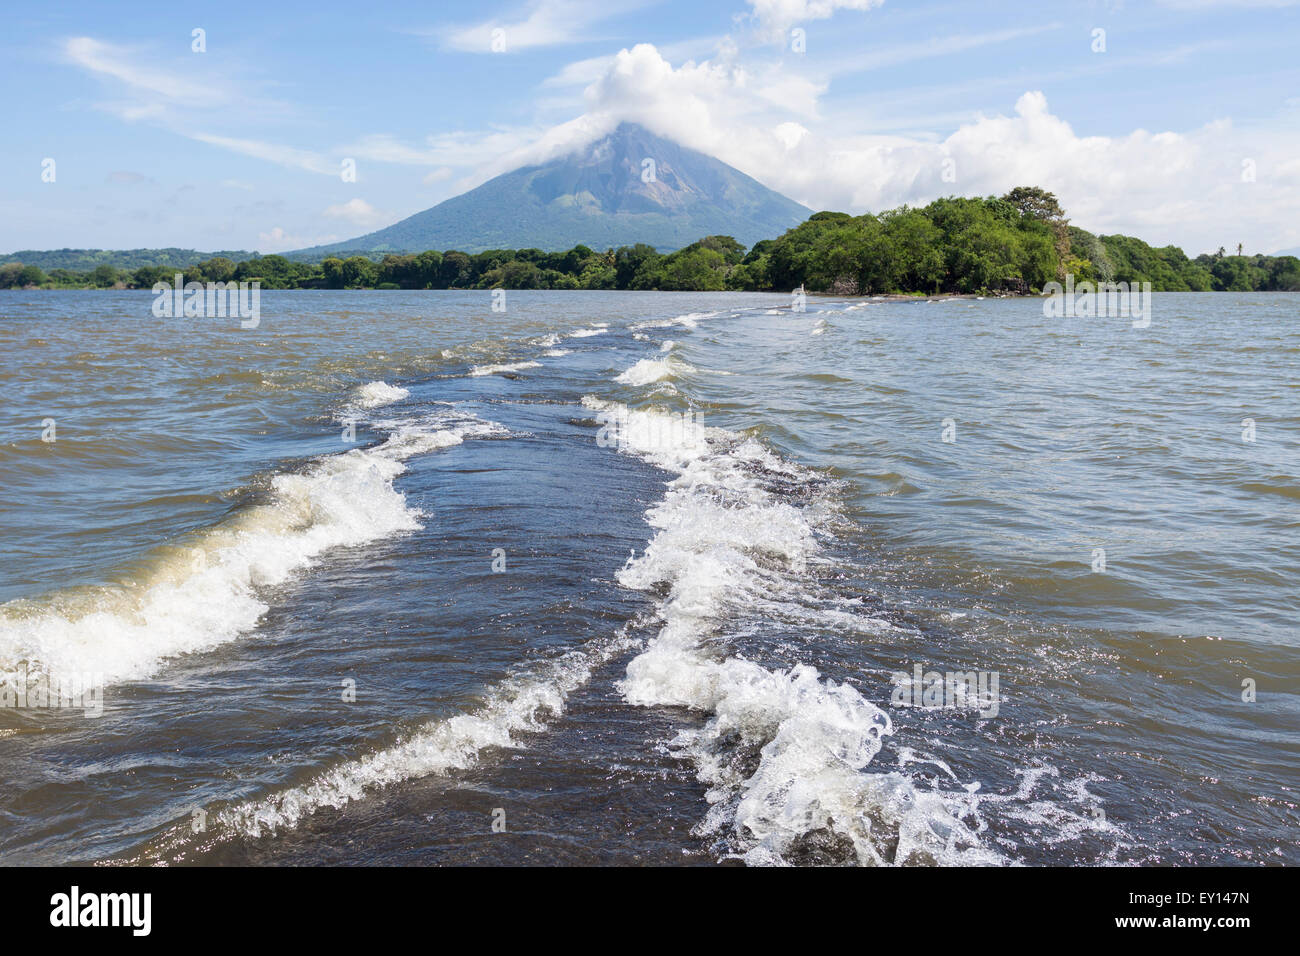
[414,250,443,288]
[321,258,346,289]
[341,256,376,288]
[614,244,660,288]
[440,251,472,287]
[131,265,174,288]
[642,247,727,290]
[90,264,120,288]
[479,259,544,289]
[1001,186,1065,222]
[199,257,237,282]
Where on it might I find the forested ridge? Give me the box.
[5,188,1297,294]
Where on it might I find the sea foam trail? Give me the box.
[212,633,634,839]
[115,630,637,862]
[585,396,1000,866]
[629,310,723,331]
[469,360,542,377]
[0,410,503,691]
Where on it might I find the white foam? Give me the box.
[468,361,541,377]
[0,414,502,690]
[567,327,608,338]
[216,633,632,836]
[542,348,572,357]
[615,356,693,387]
[352,380,410,409]
[629,310,722,331]
[589,395,998,865]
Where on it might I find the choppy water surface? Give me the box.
[0,289,1295,865]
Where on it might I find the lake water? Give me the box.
[0,289,1295,865]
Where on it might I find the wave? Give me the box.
[113,630,638,862]
[0,410,503,691]
[629,310,723,332]
[215,632,632,837]
[468,361,541,377]
[567,327,608,338]
[614,356,695,387]
[584,395,1001,866]
[351,380,410,409]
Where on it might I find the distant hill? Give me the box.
[290,123,810,259]
[0,248,254,272]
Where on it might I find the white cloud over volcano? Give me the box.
[487,42,1300,255]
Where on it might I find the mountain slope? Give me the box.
[293,124,810,258]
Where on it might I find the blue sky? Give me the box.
[4,0,1299,255]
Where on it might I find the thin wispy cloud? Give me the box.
[61,33,327,177]
[189,133,335,176]
[437,0,655,53]
[63,37,227,105]
[322,198,389,228]
[823,23,1065,75]
[740,0,884,42]
[822,39,1230,125]
[1157,0,1299,7]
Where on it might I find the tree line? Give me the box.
[4,187,1298,294]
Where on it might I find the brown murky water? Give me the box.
[1,289,1295,865]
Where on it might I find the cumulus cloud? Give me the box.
[493,43,1300,254]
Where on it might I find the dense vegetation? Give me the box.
[0,247,252,273]
[5,188,1298,294]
